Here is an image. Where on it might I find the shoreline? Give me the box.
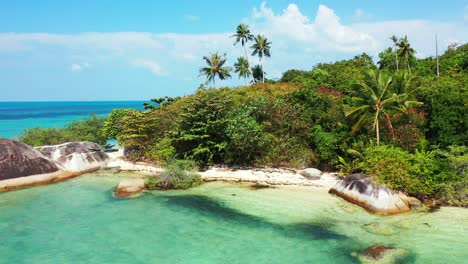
[106,150,340,189]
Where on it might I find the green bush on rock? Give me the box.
[145,160,202,190]
[359,145,462,204]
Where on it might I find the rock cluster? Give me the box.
[0,139,109,192]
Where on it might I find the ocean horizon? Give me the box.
[0,101,145,139]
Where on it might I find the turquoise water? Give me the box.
[1,173,467,263]
[0,101,144,139]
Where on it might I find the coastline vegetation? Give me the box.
[19,114,107,146]
[145,160,202,190]
[18,25,467,201]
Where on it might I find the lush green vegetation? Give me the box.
[107,35,465,204]
[17,27,467,205]
[19,114,107,147]
[145,160,202,190]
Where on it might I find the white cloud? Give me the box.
[70,62,91,72]
[0,2,466,85]
[249,3,379,52]
[133,59,164,76]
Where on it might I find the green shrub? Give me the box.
[145,160,202,190]
[359,145,459,201]
[259,134,317,168]
[225,105,266,165]
[102,109,135,139]
[19,114,107,146]
[310,125,341,165]
[149,137,176,166]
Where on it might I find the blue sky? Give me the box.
[0,0,467,101]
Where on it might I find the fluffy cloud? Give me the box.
[0,2,466,82]
[133,59,164,76]
[250,3,378,53]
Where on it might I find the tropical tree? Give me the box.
[234,57,251,85]
[199,52,231,86]
[346,70,394,145]
[232,24,255,83]
[251,65,265,83]
[390,71,423,112]
[397,35,416,74]
[251,35,271,83]
[390,35,400,71]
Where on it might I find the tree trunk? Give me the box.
[261,58,264,83]
[243,45,255,84]
[408,62,411,75]
[376,119,380,146]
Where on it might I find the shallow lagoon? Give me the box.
[1,173,467,263]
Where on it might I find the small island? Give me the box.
[0,2,466,263]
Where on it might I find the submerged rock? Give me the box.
[115,178,146,198]
[0,139,59,180]
[249,183,272,190]
[329,174,420,215]
[361,222,398,236]
[356,245,409,264]
[36,141,109,173]
[299,168,322,180]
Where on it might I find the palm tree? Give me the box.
[390,35,399,71]
[234,57,250,85]
[251,65,265,83]
[251,35,271,83]
[232,24,255,83]
[199,52,231,86]
[397,35,416,74]
[391,71,423,112]
[346,70,394,145]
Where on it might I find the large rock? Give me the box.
[115,178,146,198]
[299,168,322,180]
[0,139,59,180]
[329,174,420,215]
[36,141,109,173]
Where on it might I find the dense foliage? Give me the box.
[114,40,465,204]
[18,36,467,205]
[145,160,202,190]
[19,114,107,146]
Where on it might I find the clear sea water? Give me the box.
[0,101,144,139]
[0,173,467,264]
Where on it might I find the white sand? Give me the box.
[106,148,339,188]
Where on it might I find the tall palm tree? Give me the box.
[251,35,271,83]
[199,52,231,86]
[232,24,255,83]
[397,35,416,74]
[234,57,250,85]
[390,35,399,71]
[346,70,394,145]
